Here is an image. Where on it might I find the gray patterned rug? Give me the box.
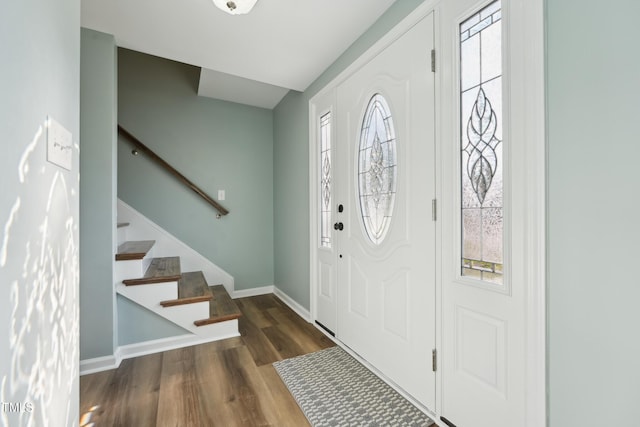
[273,346,434,427]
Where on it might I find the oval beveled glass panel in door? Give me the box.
[358,93,397,245]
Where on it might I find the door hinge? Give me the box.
[432,348,437,372]
[432,199,437,221]
[431,49,436,72]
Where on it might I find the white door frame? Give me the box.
[308,0,545,425]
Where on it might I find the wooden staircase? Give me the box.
[114,229,241,340]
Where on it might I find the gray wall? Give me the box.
[118,49,274,291]
[0,0,80,425]
[80,28,118,360]
[547,0,640,424]
[273,0,424,309]
[117,297,187,345]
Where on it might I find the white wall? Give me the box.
[0,1,81,426]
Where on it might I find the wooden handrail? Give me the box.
[117,125,229,216]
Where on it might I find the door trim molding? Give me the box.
[517,0,546,425]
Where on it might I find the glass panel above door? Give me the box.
[460,0,503,284]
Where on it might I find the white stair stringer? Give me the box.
[116,280,239,338]
[116,282,178,308]
[115,280,229,337]
[117,199,234,295]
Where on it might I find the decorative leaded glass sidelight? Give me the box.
[320,112,332,248]
[358,94,397,245]
[460,0,503,284]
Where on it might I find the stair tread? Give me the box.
[194,285,242,326]
[178,271,213,299]
[160,271,213,307]
[116,240,155,261]
[123,256,181,286]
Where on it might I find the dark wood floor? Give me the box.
[80,294,335,427]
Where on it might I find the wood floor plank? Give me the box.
[80,292,336,426]
[217,346,307,427]
[220,346,272,426]
[79,369,113,425]
[238,316,282,366]
[156,346,205,427]
[235,297,277,329]
[248,294,281,311]
[262,325,306,360]
[124,353,163,426]
[267,306,335,354]
[257,364,311,427]
[276,302,335,346]
[98,353,163,427]
[193,344,246,427]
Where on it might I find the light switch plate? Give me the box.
[46,116,72,170]
[218,190,226,201]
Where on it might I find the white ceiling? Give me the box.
[81,0,397,108]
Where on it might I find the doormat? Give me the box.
[273,346,434,427]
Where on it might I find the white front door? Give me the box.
[335,13,436,409]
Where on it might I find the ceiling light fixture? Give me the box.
[212,0,258,15]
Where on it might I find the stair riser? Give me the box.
[190,319,239,338]
[117,226,127,246]
[114,257,154,281]
[117,282,178,306]
[162,301,210,326]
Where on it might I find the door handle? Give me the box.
[333,222,344,231]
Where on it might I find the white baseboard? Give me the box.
[232,285,311,322]
[117,333,237,360]
[273,286,311,322]
[79,353,120,376]
[232,285,274,299]
[80,332,239,376]
[81,286,310,375]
